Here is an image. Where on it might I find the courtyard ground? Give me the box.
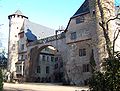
[3,82,89,91]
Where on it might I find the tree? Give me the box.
[0,69,3,91]
[89,0,120,91]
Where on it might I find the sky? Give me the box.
[0,0,120,52]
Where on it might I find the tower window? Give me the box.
[12,44,15,50]
[21,44,24,50]
[19,32,24,38]
[15,35,17,37]
[17,15,20,17]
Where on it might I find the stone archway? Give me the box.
[28,45,64,83]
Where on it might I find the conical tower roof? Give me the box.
[8,10,28,19]
[14,10,23,15]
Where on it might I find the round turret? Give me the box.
[7,10,28,77]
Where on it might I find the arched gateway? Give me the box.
[25,33,68,82]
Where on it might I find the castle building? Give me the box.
[7,0,119,85]
[8,10,55,81]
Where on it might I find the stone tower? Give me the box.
[89,0,115,69]
[8,10,28,74]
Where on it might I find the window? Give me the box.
[25,55,27,59]
[47,56,49,61]
[19,32,24,38]
[16,66,19,72]
[60,62,63,67]
[23,66,24,72]
[42,55,45,61]
[54,63,58,69]
[12,44,15,50]
[21,44,24,50]
[71,32,77,40]
[55,57,58,61]
[37,66,41,73]
[51,56,54,62]
[79,48,86,56]
[21,55,24,60]
[76,16,84,24]
[46,66,49,74]
[15,35,17,37]
[44,47,49,51]
[20,65,22,71]
[83,64,90,72]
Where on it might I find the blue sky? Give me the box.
[0,0,120,52]
[0,0,84,51]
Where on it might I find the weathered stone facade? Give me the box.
[8,0,118,85]
[65,0,115,85]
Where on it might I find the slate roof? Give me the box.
[25,29,37,42]
[65,0,90,32]
[24,19,55,39]
[72,0,90,18]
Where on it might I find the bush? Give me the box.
[89,58,120,91]
[0,69,3,91]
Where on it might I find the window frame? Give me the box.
[37,66,41,73]
[71,32,77,40]
[76,16,85,24]
[46,66,49,74]
[79,48,86,56]
[83,64,90,72]
[42,55,45,61]
[21,44,24,50]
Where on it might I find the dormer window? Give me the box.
[76,16,84,24]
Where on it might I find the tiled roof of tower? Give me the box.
[72,0,90,18]
[15,10,23,15]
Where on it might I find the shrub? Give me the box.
[0,69,3,91]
